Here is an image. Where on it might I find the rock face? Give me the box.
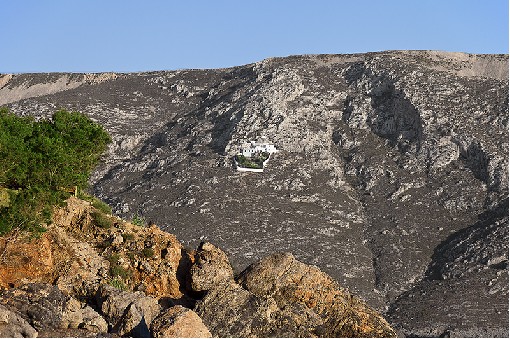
[0,283,107,337]
[1,50,508,335]
[191,242,395,337]
[150,305,211,338]
[0,197,394,337]
[0,304,38,338]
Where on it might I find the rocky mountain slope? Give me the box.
[0,197,395,337]
[1,50,508,336]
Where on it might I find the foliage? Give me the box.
[122,232,135,241]
[0,107,111,235]
[142,247,154,258]
[92,198,112,215]
[78,190,113,215]
[235,152,270,169]
[108,277,128,291]
[131,214,146,227]
[92,211,113,229]
[108,253,132,280]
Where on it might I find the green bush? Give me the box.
[108,253,132,280]
[142,247,154,258]
[108,277,127,291]
[92,211,113,229]
[122,232,135,241]
[92,198,112,215]
[0,107,111,235]
[131,214,146,227]
[235,152,269,169]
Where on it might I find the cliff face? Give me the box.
[1,50,508,336]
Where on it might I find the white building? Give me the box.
[239,137,277,158]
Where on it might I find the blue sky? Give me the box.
[1,0,508,72]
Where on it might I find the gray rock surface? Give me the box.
[95,284,161,337]
[2,50,508,335]
[0,283,107,337]
[0,304,38,338]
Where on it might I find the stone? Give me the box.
[0,283,107,335]
[150,305,211,338]
[237,252,397,337]
[0,304,38,338]
[95,283,161,337]
[189,242,235,292]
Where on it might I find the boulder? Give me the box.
[189,242,234,292]
[150,305,211,338]
[95,283,161,337]
[0,283,107,336]
[195,279,325,337]
[237,252,396,337]
[0,304,38,338]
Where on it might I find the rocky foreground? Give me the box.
[0,197,396,337]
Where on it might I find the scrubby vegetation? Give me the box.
[0,107,111,235]
[235,152,269,169]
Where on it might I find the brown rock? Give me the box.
[238,252,397,337]
[0,232,54,289]
[150,305,211,338]
[189,242,234,292]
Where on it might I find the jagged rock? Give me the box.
[61,297,108,334]
[237,252,396,337]
[192,249,395,337]
[189,242,235,292]
[0,304,38,338]
[95,283,161,337]
[195,280,321,337]
[0,283,107,336]
[150,305,211,338]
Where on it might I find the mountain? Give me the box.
[1,50,508,336]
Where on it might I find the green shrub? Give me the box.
[131,214,146,227]
[92,198,112,215]
[0,108,111,235]
[108,277,127,291]
[92,211,113,229]
[142,247,154,258]
[122,232,135,241]
[235,152,269,169]
[108,253,132,280]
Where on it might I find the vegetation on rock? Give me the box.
[0,107,111,235]
[235,152,269,169]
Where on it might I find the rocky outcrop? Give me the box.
[239,252,396,337]
[0,197,395,337]
[189,241,235,292]
[190,243,395,337]
[95,284,161,336]
[0,283,107,337]
[0,304,38,338]
[150,305,211,338]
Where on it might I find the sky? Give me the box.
[1,0,508,73]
